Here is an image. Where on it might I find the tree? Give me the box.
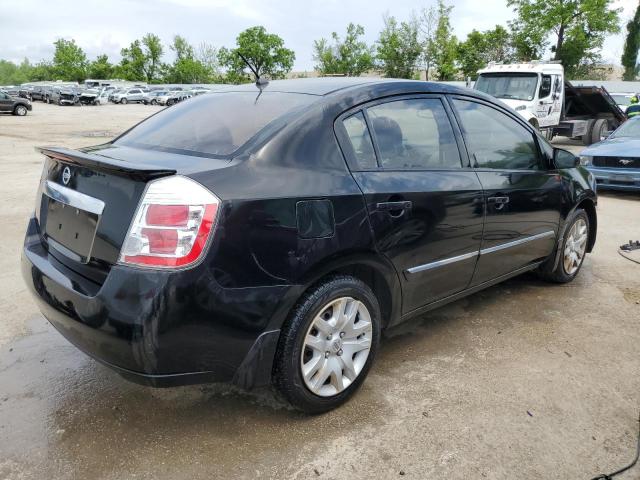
[621,3,640,81]
[52,38,88,81]
[376,14,422,78]
[431,0,458,80]
[509,18,547,61]
[87,54,114,79]
[117,40,146,81]
[507,0,621,77]
[419,5,438,80]
[219,26,295,81]
[141,33,164,82]
[458,26,515,78]
[198,42,221,79]
[165,35,212,83]
[0,59,33,84]
[313,23,374,76]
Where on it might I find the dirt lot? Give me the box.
[0,102,639,480]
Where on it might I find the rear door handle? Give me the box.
[377,201,412,212]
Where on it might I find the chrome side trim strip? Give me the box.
[479,230,555,256]
[406,250,478,274]
[405,230,556,275]
[44,180,105,215]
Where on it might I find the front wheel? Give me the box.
[120,98,128,104]
[538,209,589,283]
[13,105,27,116]
[273,275,381,414]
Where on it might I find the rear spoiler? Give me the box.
[36,146,176,181]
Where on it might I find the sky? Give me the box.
[0,0,637,71]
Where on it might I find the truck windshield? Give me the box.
[475,73,539,101]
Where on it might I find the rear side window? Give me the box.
[366,99,461,170]
[115,91,315,157]
[452,99,542,170]
[342,112,377,169]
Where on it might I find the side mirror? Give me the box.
[553,148,580,169]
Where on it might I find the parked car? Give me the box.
[21,78,597,413]
[610,93,635,111]
[45,87,79,105]
[0,90,32,115]
[30,86,48,102]
[155,90,191,106]
[142,90,167,105]
[79,88,110,105]
[580,116,640,190]
[111,88,146,104]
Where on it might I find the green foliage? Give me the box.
[0,59,32,84]
[117,40,146,81]
[458,25,514,78]
[142,33,164,82]
[508,18,547,61]
[621,3,640,81]
[52,38,88,81]
[431,0,458,80]
[376,14,422,78]
[418,5,438,80]
[507,0,621,77]
[164,36,214,83]
[313,23,374,76]
[87,54,114,79]
[219,26,295,81]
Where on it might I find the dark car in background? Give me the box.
[580,116,640,191]
[22,78,597,413]
[0,90,32,115]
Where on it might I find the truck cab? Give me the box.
[475,62,564,131]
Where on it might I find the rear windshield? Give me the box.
[115,91,315,157]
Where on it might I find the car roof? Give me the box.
[213,77,476,98]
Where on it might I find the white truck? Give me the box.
[474,62,626,145]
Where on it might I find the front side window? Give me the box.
[453,99,542,170]
[342,112,377,169]
[365,98,461,170]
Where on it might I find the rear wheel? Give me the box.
[273,275,381,414]
[13,105,27,116]
[120,98,128,105]
[590,119,608,145]
[538,209,589,283]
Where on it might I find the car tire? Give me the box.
[537,208,589,283]
[120,98,128,105]
[273,275,381,414]
[13,105,27,116]
[167,99,174,106]
[151,99,157,105]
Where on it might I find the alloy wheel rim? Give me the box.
[563,218,588,275]
[300,296,373,397]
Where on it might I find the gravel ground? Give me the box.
[0,102,638,480]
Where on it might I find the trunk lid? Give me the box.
[35,145,227,284]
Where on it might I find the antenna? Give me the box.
[237,53,268,87]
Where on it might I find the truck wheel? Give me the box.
[13,105,28,116]
[590,119,608,145]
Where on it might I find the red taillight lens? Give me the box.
[146,204,189,226]
[119,176,220,269]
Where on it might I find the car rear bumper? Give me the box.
[21,216,290,388]
[587,166,640,190]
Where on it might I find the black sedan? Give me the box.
[22,78,597,413]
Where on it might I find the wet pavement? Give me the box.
[1,104,639,479]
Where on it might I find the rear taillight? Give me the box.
[119,175,219,269]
